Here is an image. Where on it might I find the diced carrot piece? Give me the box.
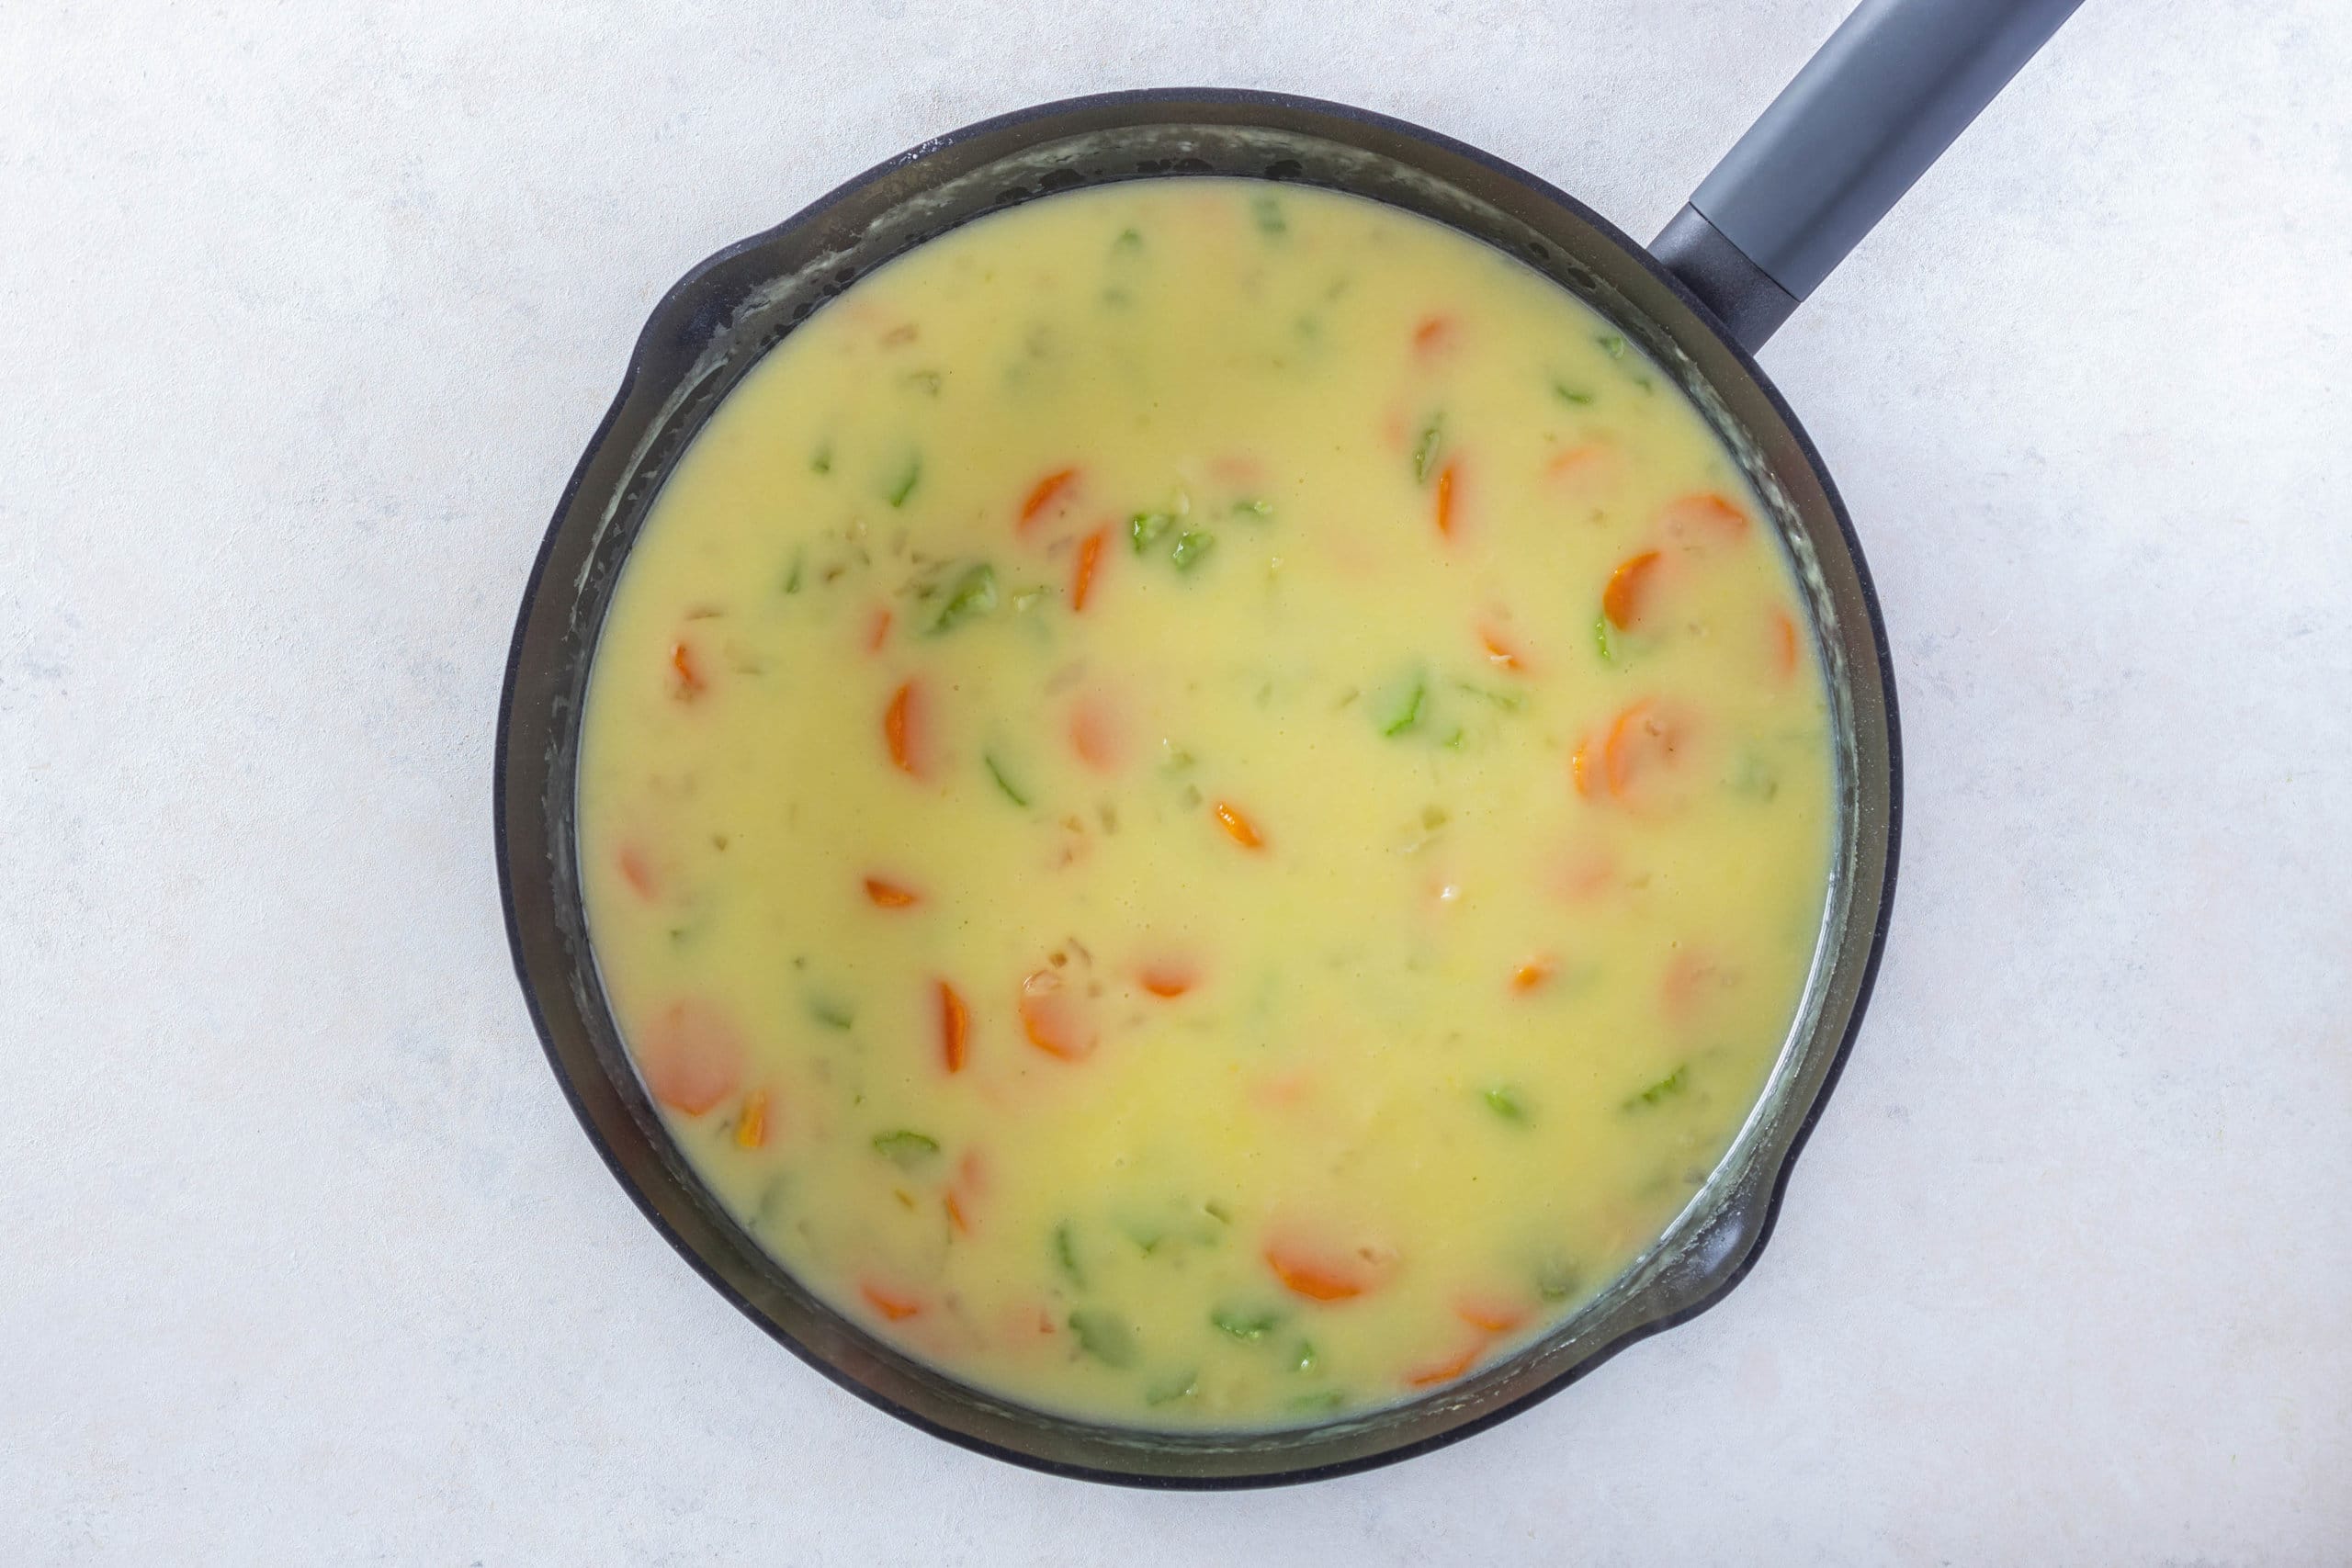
[944,1191,969,1235]
[1769,608,1801,682]
[617,843,660,901]
[1433,459,1461,538]
[1554,844,1616,901]
[1071,526,1108,612]
[1069,694,1123,772]
[1018,968,1097,1062]
[1455,1296,1528,1334]
[863,605,892,654]
[670,639,707,700]
[861,1281,922,1321]
[1659,491,1750,547]
[1661,948,1730,1024]
[864,875,921,908]
[1017,467,1080,531]
[1600,550,1661,630]
[1264,1238,1389,1303]
[884,681,925,777]
[1412,313,1457,357]
[1510,958,1555,994]
[1570,736,1595,799]
[638,998,745,1117]
[1545,442,1615,488]
[1213,800,1264,850]
[734,1089,770,1150]
[1138,961,1198,998]
[1603,698,1696,801]
[1479,626,1523,671]
[937,979,968,1074]
[1404,1338,1485,1388]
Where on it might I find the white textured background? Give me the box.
[5,1,2347,1562]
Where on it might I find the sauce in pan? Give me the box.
[578,180,1832,1427]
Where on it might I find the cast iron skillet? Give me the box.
[497,0,2077,1487]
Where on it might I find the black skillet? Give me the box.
[497,0,2080,1486]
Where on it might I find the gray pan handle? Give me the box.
[1652,0,2083,352]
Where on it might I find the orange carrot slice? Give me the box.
[1404,1337,1485,1388]
[1412,313,1457,357]
[1659,491,1750,547]
[937,979,968,1074]
[1069,694,1122,772]
[734,1089,770,1150]
[1600,550,1661,630]
[863,605,892,654]
[1479,626,1524,671]
[944,1191,969,1235]
[670,639,707,700]
[1138,962,1198,998]
[1212,800,1265,850]
[884,681,924,777]
[1264,1237,1390,1303]
[1510,958,1555,994]
[1018,467,1079,531]
[861,1281,922,1322]
[1603,697,1695,801]
[1455,1296,1528,1334]
[1071,526,1107,612]
[639,998,744,1116]
[1570,736,1595,799]
[864,876,921,908]
[1769,608,1801,682]
[1433,459,1461,538]
[617,843,660,901]
[1018,968,1097,1062]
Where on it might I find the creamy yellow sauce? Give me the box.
[577,180,1832,1427]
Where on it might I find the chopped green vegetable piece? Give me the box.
[886,456,922,508]
[1290,1339,1319,1375]
[1732,751,1781,801]
[983,752,1031,808]
[1552,381,1595,406]
[1053,1222,1084,1287]
[1128,510,1173,554]
[1536,1257,1581,1303]
[1598,332,1627,359]
[1069,1307,1136,1367]
[810,444,833,474]
[782,549,805,594]
[1145,1370,1198,1406]
[1010,584,1052,613]
[928,561,998,633]
[1411,415,1445,482]
[1202,1198,1232,1224]
[1113,227,1144,252]
[1628,1065,1690,1109]
[1453,680,1523,711]
[1212,1307,1283,1343]
[808,997,854,1031]
[1250,193,1287,237]
[870,1130,940,1168]
[1287,1390,1345,1416]
[1231,498,1273,521]
[1594,614,1616,664]
[1170,530,1215,571]
[1441,727,1467,751]
[903,369,943,396]
[1382,680,1426,737]
[1484,1084,1531,1124]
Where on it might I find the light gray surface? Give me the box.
[4,1,2347,1562]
